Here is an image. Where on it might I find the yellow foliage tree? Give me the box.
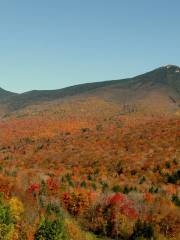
[9,197,24,223]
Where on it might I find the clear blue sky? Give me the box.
[0,0,180,92]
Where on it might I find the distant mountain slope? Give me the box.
[0,87,18,100]
[0,65,180,116]
[2,80,123,111]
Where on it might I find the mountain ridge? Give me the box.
[0,65,180,116]
[1,65,180,94]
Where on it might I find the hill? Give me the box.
[0,65,180,117]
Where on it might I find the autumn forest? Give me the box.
[0,65,180,240]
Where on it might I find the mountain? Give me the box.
[0,66,180,239]
[0,65,180,117]
[0,87,17,100]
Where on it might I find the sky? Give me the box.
[0,0,180,93]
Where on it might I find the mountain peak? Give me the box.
[157,65,180,75]
[161,64,180,70]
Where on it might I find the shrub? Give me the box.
[91,183,97,191]
[111,185,122,193]
[172,194,180,207]
[106,211,134,239]
[35,203,68,239]
[101,182,109,192]
[34,217,68,240]
[165,162,171,169]
[84,203,108,236]
[158,211,180,238]
[9,197,24,222]
[131,169,137,176]
[0,193,13,226]
[0,193,15,240]
[122,185,136,194]
[81,181,87,188]
[0,224,14,240]
[166,170,180,184]
[46,178,59,193]
[173,158,178,165]
[149,186,158,194]
[139,176,146,184]
[46,202,61,216]
[65,218,99,240]
[131,220,155,240]
[61,189,91,216]
[84,193,138,238]
[87,175,92,181]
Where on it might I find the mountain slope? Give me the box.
[0,65,180,116]
[0,87,17,100]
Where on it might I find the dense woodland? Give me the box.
[0,111,179,239]
[0,63,180,240]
